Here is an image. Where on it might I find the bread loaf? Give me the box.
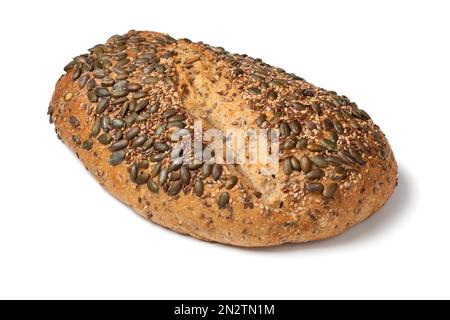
[49,30,397,247]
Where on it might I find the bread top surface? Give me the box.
[49,30,397,246]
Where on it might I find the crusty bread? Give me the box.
[49,30,397,247]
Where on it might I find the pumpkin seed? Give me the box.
[303,88,315,97]
[333,120,344,134]
[110,139,128,151]
[120,101,129,118]
[117,58,130,67]
[154,125,166,136]
[168,181,183,196]
[268,91,278,101]
[82,140,93,151]
[296,138,308,149]
[111,88,129,99]
[331,96,342,107]
[323,118,333,131]
[202,164,212,178]
[332,167,347,181]
[311,156,328,168]
[132,135,148,148]
[150,153,167,162]
[256,114,267,127]
[71,64,81,80]
[248,87,262,95]
[150,102,160,113]
[64,60,75,72]
[115,52,127,61]
[194,180,204,197]
[335,166,346,175]
[113,80,128,91]
[212,164,223,180]
[180,166,191,185]
[218,192,230,209]
[93,69,107,79]
[169,114,187,123]
[96,97,110,114]
[133,91,148,100]
[305,121,317,130]
[234,68,244,76]
[127,83,142,92]
[168,161,183,172]
[113,97,128,107]
[284,139,296,150]
[349,119,359,129]
[307,143,325,152]
[159,167,169,184]
[112,65,126,74]
[135,173,149,186]
[311,101,322,115]
[291,157,301,171]
[270,79,286,86]
[151,163,162,178]
[293,103,306,111]
[280,122,291,137]
[283,158,293,175]
[163,109,178,118]
[188,163,203,171]
[306,183,324,193]
[300,155,311,173]
[129,163,138,181]
[147,180,159,193]
[323,183,338,198]
[91,118,101,137]
[270,112,283,123]
[325,156,343,166]
[111,119,125,129]
[289,120,301,135]
[167,121,186,129]
[95,87,110,98]
[98,133,112,145]
[137,137,155,151]
[154,64,166,73]
[114,130,123,141]
[125,113,139,127]
[251,73,266,81]
[101,115,111,132]
[154,142,170,152]
[116,73,129,81]
[329,130,339,143]
[338,150,356,165]
[226,176,238,190]
[109,151,125,166]
[136,113,150,122]
[87,78,96,91]
[72,135,81,145]
[88,91,98,103]
[350,149,365,165]
[261,82,270,90]
[69,116,80,129]
[306,169,324,180]
[320,139,336,151]
[126,127,140,140]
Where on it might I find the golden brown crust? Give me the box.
[49,30,397,247]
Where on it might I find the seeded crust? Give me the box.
[49,30,397,247]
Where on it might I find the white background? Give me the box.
[0,0,448,300]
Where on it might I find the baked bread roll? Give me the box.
[49,30,397,247]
